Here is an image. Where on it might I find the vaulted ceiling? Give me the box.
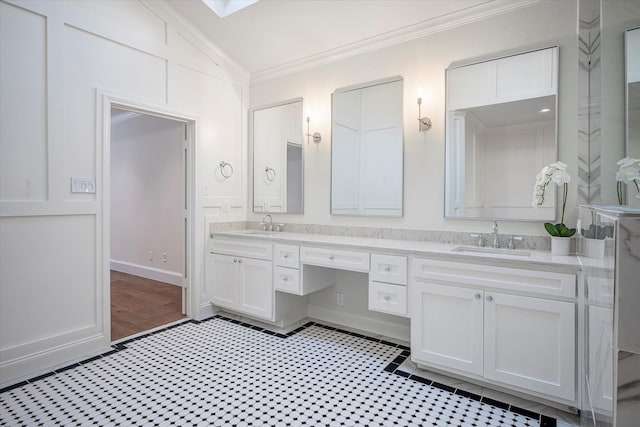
[166,0,537,80]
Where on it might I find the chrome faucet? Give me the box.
[261,214,273,232]
[491,221,500,248]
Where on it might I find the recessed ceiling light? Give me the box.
[202,0,259,18]
[539,108,551,113]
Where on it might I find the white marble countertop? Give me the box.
[211,229,587,272]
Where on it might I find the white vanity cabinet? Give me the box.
[368,254,408,316]
[410,258,577,403]
[209,238,274,321]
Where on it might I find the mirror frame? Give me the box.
[625,26,640,206]
[251,97,304,214]
[443,46,560,221]
[330,76,405,218]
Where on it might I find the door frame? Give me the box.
[99,91,197,341]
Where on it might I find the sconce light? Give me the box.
[417,97,432,132]
[305,116,322,144]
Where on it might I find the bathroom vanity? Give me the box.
[207,228,582,409]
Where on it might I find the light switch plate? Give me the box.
[71,177,96,193]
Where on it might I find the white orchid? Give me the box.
[615,157,640,203]
[532,161,575,237]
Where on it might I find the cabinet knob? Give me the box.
[384,266,391,272]
[475,293,481,299]
[282,277,288,282]
[283,254,289,259]
[384,295,390,301]
[486,295,493,302]
[329,255,335,260]
[237,259,242,264]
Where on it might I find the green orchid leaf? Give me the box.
[544,222,560,236]
[545,222,576,237]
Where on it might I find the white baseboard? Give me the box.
[0,333,109,389]
[110,260,182,286]
[307,304,410,342]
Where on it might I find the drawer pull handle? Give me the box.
[384,266,391,272]
[475,293,481,299]
[486,295,493,302]
[329,255,335,260]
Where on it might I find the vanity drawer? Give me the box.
[300,246,370,272]
[274,244,300,269]
[370,254,407,285]
[211,238,272,260]
[411,258,576,298]
[368,281,408,317]
[274,266,300,294]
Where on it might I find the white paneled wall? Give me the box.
[249,0,578,235]
[0,0,248,386]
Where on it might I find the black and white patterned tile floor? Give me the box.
[1,316,558,426]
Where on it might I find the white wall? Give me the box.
[111,112,185,284]
[0,0,248,386]
[249,0,578,236]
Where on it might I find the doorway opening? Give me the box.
[109,107,191,341]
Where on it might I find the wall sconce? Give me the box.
[305,116,322,144]
[417,97,432,132]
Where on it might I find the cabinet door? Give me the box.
[210,254,238,310]
[484,292,575,401]
[238,257,273,320]
[495,47,557,102]
[447,60,497,110]
[410,283,484,376]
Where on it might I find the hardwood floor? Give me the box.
[110,271,185,341]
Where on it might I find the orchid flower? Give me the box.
[615,157,640,204]
[532,161,575,237]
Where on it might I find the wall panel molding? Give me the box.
[0,201,97,217]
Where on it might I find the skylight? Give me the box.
[202,0,259,18]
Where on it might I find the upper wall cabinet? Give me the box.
[331,77,404,217]
[252,100,304,214]
[447,48,557,111]
[445,47,559,221]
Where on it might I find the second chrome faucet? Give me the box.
[491,221,500,248]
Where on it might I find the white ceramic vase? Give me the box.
[583,238,605,259]
[551,236,571,256]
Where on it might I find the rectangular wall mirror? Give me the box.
[252,99,304,214]
[626,27,640,206]
[331,77,404,217]
[444,47,559,221]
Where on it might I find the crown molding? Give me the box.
[250,0,540,84]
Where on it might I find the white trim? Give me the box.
[250,0,540,83]
[0,333,109,389]
[110,260,183,286]
[98,89,199,339]
[307,304,409,342]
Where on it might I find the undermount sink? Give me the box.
[245,230,279,236]
[451,246,532,257]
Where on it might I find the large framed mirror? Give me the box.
[331,77,404,217]
[444,47,559,221]
[626,27,640,206]
[252,99,304,214]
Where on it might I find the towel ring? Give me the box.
[265,166,276,182]
[219,161,233,179]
